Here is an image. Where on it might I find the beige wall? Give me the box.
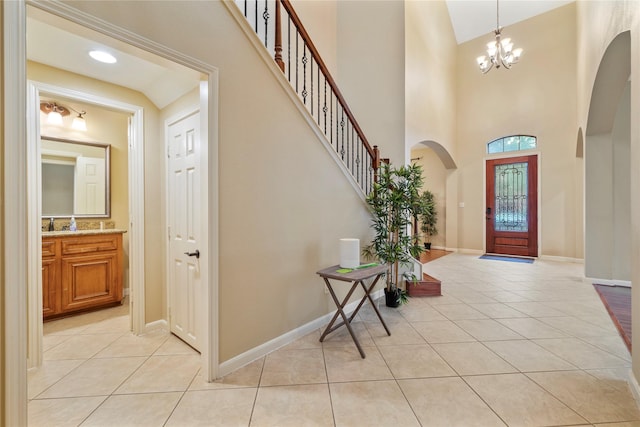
[57,0,374,362]
[405,0,457,160]
[456,4,578,257]
[337,0,406,164]
[410,146,447,249]
[573,0,640,385]
[292,0,338,77]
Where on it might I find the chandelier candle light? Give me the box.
[477,0,523,74]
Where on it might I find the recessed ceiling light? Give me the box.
[89,50,117,64]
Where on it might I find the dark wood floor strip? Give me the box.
[593,284,632,352]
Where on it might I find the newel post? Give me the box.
[373,145,380,183]
[274,0,285,72]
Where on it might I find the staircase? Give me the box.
[230,0,380,197]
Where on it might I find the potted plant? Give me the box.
[418,190,438,250]
[363,163,425,307]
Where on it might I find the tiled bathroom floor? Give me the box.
[28,253,640,426]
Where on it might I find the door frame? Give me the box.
[3,2,220,423]
[26,80,146,367]
[484,152,541,257]
[164,106,207,352]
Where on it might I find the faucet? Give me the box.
[48,217,54,232]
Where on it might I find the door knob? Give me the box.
[184,249,200,259]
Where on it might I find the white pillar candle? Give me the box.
[339,238,360,268]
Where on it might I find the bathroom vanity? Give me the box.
[42,229,125,320]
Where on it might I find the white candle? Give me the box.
[339,238,360,268]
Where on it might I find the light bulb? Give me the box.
[512,48,523,60]
[72,114,87,131]
[47,111,63,126]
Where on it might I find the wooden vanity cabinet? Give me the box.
[42,231,124,320]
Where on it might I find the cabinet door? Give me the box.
[42,257,58,318]
[60,252,121,313]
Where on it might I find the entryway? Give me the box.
[485,154,538,257]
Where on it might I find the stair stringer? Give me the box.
[223,1,368,203]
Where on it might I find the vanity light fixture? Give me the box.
[89,50,117,64]
[40,101,87,131]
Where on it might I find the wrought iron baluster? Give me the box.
[302,46,308,104]
[287,17,291,82]
[310,57,313,114]
[263,1,269,48]
[323,80,327,134]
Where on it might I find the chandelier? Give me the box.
[476,0,523,74]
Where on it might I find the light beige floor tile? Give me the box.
[504,302,567,317]
[400,377,507,426]
[260,348,327,386]
[166,388,257,427]
[38,357,146,398]
[82,313,130,334]
[28,359,85,399]
[399,303,448,322]
[538,316,616,338]
[527,370,640,423]
[423,294,463,305]
[324,346,393,382]
[595,422,640,427]
[378,344,456,379]
[468,302,529,318]
[480,291,531,303]
[465,373,588,427]
[42,334,72,352]
[432,304,489,320]
[43,333,124,360]
[28,396,106,427]
[251,384,333,427]
[282,329,322,350]
[454,319,525,341]
[153,334,199,355]
[448,292,498,304]
[115,354,201,393]
[189,358,264,390]
[94,329,169,358]
[432,342,517,376]
[587,368,636,391]
[534,338,630,369]
[358,303,406,323]
[366,321,426,346]
[483,340,577,372]
[320,320,376,348]
[81,392,182,426]
[412,320,476,343]
[580,335,631,362]
[496,317,567,339]
[331,380,420,427]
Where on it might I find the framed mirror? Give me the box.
[41,136,111,218]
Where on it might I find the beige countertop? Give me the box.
[42,229,127,237]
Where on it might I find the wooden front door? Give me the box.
[486,155,538,257]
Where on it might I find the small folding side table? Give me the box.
[316,264,391,358]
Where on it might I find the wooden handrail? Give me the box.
[278,0,377,164]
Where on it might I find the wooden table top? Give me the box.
[316,264,388,282]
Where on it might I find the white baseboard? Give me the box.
[629,370,640,408]
[588,277,632,287]
[538,255,584,264]
[144,319,168,334]
[218,288,384,377]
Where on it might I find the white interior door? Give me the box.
[75,156,105,214]
[168,111,201,351]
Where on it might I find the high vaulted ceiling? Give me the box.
[27,1,574,105]
[446,0,574,44]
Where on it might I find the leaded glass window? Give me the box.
[487,135,536,154]
[494,162,528,232]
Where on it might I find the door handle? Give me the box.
[184,249,200,259]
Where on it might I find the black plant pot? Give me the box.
[424,242,432,250]
[384,288,401,308]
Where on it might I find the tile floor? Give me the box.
[28,253,640,426]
